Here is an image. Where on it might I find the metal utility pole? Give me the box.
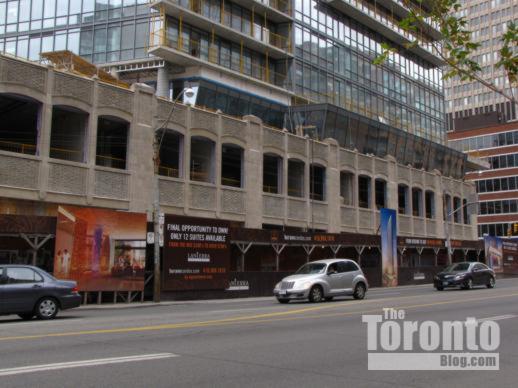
[443,196,478,266]
[153,87,194,303]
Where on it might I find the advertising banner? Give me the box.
[163,215,230,290]
[484,236,503,273]
[381,208,398,287]
[54,206,147,291]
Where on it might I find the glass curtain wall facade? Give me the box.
[292,0,445,144]
[1,1,448,149]
[0,0,151,63]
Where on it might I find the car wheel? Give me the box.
[35,297,59,320]
[308,285,323,303]
[436,286,444,291]
[18,313,34,320]
[353,283,366,300]
[277,298,290,304]
[487,277,496,289]
[325,297,334,301]
[463,278,473,290]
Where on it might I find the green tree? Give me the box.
[374,0,517,105]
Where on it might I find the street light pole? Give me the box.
[153,87,194,303]
[444,200,478,266]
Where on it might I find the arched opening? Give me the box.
[310,163,325,201]
[412,187,423,217]
[358,175,371,209]
[453,196,462,223]
[443,193,452,221]
[157,129,183,178]
[96,116,129,169]
[425,190,435,219]
[263,153,282,194]
[374,178,386,209]
[287,159,305,198]
[190,136,215,183]
[0,94,40,155]
[340,171,354,206]
[221,143,243,188]
[398,184,409,215]
[50,105,88,162]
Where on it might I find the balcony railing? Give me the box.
[161,0,292,53]
[0,140,37,155]
[149,26,290,89]
[330,0,443,59]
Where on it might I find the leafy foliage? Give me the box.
[376,0,517,103]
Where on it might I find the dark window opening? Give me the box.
[96,116,129,169]
[398,184,409,214]
[425,191,434,219]
[340,172,354,206]
[463,199,469,224]
[443,194,452,221]
[221,144,243,188]
[310,164,325,201]
[288,159,304,198]
[263,154,282,194]
[190,137,215,183]
[158,129,183,178]
[358,175,371,209]
[0,94,40,155]
[453,197,461,223]
[412,188,422,217]
[50,106,88,163]
[375,179,386,209]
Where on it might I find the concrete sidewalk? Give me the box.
[77,282,437,310]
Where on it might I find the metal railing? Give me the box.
[165,0,292,53]
[158,165,180,178]
[96,154,127,170]
[0,140,37,155]
[150,26,289,88]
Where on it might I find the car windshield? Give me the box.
[295,263,326,275]
[444,263,471,272]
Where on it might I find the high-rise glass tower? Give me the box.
[0,0,467,176]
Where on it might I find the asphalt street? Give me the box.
[1,279,518,388]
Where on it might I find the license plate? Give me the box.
[443,281,448,286]
[279,290,287,295]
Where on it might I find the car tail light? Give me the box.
[71,286,79,293]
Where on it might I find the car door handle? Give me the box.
[32,284,42,288]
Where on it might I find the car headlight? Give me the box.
[297,281,313,289]
[274,282,281,290]
[434,276,439,280]
[454,274,465,280]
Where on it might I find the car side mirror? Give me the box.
[0,275,7,285]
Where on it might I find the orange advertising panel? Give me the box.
[54,206,147,291]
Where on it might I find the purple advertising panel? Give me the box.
[162,215,230,290]
[484,236,503,273]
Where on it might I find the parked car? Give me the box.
[0,265,81,320]
[273,259,368,303]
[434,262,495,291]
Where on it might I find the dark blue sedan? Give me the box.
[0,265,81,320]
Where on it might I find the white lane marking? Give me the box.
[0,353,177,377]
[478,314,518,322]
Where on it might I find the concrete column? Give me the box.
[86,75,100,205]
[434,172,445,238]
[325,139,340,233]
[156,65,170,99]
[386,155,398,212]
[304,137,311,230]
[243,115,263,229]
[38,67,54,200]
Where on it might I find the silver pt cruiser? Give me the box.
[273,259,368,303]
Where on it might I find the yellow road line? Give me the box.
[1,291,518,342]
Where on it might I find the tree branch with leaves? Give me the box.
[374,0,517,105]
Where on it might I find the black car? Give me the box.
[434,262,496,291]
[0,265,81,320]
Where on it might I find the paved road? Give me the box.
[1,279,518,387]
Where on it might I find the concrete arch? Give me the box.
[51,96,92,114]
